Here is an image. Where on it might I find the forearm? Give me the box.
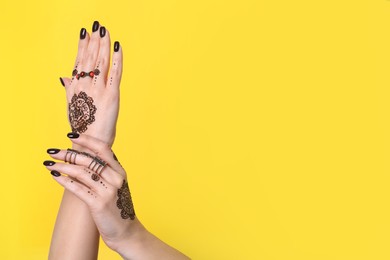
[49,144,100,260]
[111,219,190,260]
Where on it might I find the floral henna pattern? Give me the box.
[68,91,97,133]
[116,180,135,220]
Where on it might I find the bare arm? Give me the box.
[46,134,190,260]
[48,21,122,259]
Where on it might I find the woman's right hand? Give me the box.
[60,21,123,147]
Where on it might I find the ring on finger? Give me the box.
[65,148,80,164]
[75,69,100,80]
[88,156,108,181]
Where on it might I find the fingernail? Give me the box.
[100,26,106,38]
[59,77,65,87]
[80,28,87,39]
[43,160,56,166]
[67,132,80,139]
[114,41,120,52]
[51,170,61,177]
[47,148,60,154]
[92,21,99,32]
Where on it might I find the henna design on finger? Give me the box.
[71,62,79,84]
[68,91,97,133]
[116,180,135,220]
[87,190,97,198]
[100,181,107,189]
[83,167,100,182]
[91,173,100,181]
[94,63,100,85]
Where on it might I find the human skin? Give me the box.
[49,21,122,260]
[45,134,190,260]
[48,21,189,259]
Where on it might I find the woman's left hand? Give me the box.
[44,133,140,250]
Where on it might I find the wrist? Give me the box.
[107,218,149,260]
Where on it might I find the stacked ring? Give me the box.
[65,149,80,164]
[88,156,107,175]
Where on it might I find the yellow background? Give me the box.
[0,0,389,259]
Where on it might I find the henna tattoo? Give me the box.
[91,173,100,181]
[68,91,97,133]
[116,180,135,220]
[88,190,97,198]
[94,63,100,85]
[84,167,100,182]
[71,62,79,84]
[100,181,107,189]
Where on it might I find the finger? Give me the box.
[45,161,111,193]
[94,26,111,86]
[107,41,123,92]
[66,132,124,174]
[60,77,71,88]
[71,28,90,84]
[80,21,100,79]
[49,171,98,205]
[47,147,124,188]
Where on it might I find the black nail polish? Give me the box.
[47,148,60,154]
[92,21,99,32]
[51,170,61,177]
[100,26,106,38]
[114,41,120,52]
[59,77,65,87]
[67,132,80,139]
[80,28,87,39]
[43,160,56,166]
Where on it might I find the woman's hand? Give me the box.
[45,133,191,260]
[60,21,122,146]
[45,133,138,250]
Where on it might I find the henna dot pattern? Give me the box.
[91,173,100,182]
[94,63,100,85]
[116,180,135,220]
[68,91,97,133]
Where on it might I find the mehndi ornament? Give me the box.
[68,91,97,133]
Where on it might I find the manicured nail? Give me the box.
[80,28,87,39]
[114,41,120,52]
[47,148,60,154]
[92,21,99,32]
[51,170,61,177]
[43,160,56,166]
[59,77,65,87]
[100,26,106,38]
[67,132,80,139]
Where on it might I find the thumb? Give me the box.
[59,77,72,88]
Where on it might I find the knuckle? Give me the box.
[106,187,117,198]
[112,178,124,189]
